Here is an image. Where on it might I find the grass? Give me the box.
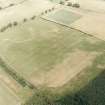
[43,9,81,25]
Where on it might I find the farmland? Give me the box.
[0,0,105,105]
[0,66,22,105]
[0,17,103,87]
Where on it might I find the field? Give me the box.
[43,9,81,26]
[0,66,21,105]
[71,13,105,41]
[0,17,105,89]
[1,0,105,105]
[0,0,54,27]
[48,0,105,41]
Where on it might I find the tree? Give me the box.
[67,2,72,6]
[0,7,2,10]
[72,3,80,8]
[45,10,47,13]
[13,21,18,26]
[23,18,27,22]
[59,1,65,5]
[31,16,36,20]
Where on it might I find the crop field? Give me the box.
[43,9,82,26]
[1,0,105,105]
[0,18,105,88]
[0,66,21,105]
[0,80,20,105]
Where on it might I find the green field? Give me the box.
[0,15,105,105]
[43,9,81,25]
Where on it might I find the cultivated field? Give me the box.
[0,17,105,88]
[48,0,105,41]
[0,0,54,27]
[0,66,21,105]
[1,0,105,105]
[43,8,82,26]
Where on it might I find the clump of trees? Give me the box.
[59,0,80,8]
[0,21,18,33]
[0,6,56,33]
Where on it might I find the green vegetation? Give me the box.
[44,9,81,25]
[0,16,105,105]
